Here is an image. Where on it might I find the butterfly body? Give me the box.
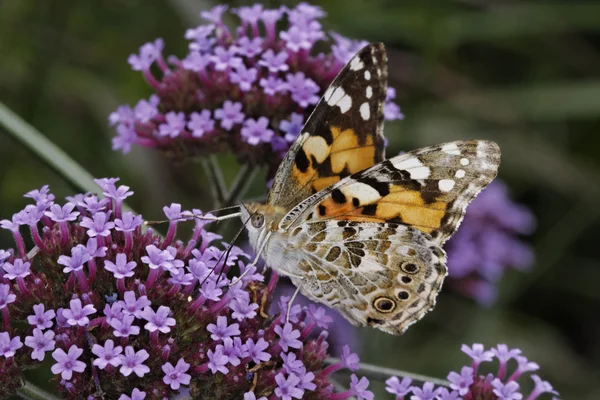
[240,43,501,335]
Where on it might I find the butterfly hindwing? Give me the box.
[268,43,388,211]
[288,220,447,335]
[280,140,501,245]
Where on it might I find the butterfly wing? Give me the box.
[288,220,447,335]
[281,140,501,245]
[268,43,388,211]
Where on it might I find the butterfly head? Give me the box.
[240,202,286,250]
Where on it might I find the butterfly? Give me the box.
[237,43,500,335]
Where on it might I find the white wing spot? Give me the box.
[439,179,455,192]
[327,87,345,106]
[442,143,461,155]
[393,156,431,179]
[460,158,470,166]
[455,169,466,178]
[323,86,334,102]
[342,183,381,204]
[364,70,371,80]
[366,86,373,99]
[338,94,352,113]
[359,103,370,120]
[350,57,364,71]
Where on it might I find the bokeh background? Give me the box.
[1,0,599,398]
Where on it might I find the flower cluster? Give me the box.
[386,343,558,400]
[110,3,403,175]
[0,180,373,399]
[445,181,535,305]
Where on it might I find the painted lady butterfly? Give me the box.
[238,43,500,335]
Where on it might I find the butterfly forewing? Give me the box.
[268,43,388,211]
[280,140,500,245]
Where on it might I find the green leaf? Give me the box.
[0,102,98,194]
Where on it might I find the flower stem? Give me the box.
[16,380,62,400]
[201,157,227,207]
[323,357,450,387]
[223,164,257,207]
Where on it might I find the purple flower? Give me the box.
[214,101,245,131]
[163,203,183,221]
[182,50,212,72]
[279,113,304,142]
[119,346,150,377]
[207,316,240,341]
[128,38,164,71]
[134,95,160,123]
[275,322,302,352]
[448,366,474,396]
[0,332,23,358]
[62,299,96,326]
[141,306,176,333]
[229,64,258,92]
[438,388,461,400]
[110,314,140,337]
[259,49,289,73]
[259,76,288,96]
[462,343,494,367]
[493,344,522,363]
[121,291,151,319]
[274,372,304,400]
[141,244,174,270]
[0,283,16,309]
[241,117,274,145]
[280,26,312,52]
[25,328,55,361]
[3,258,31,279]
[57,245,90,273]
[491,379,523,400]
[286,72,320,107]
[219,337,243,366]
[158,111,187,138]
[350,374,374,400]
[162,358,191,390]
[281,352,305,375]
[119,388,146,400]
[244,392,267,400]
[341,344,360,371]
[80,211,115,237]
[229,297,259,321]
[211,46,242,71]
[385,376,412,396]
[44,203,79,222]
[201,4,228,24]
[410,381,441,400]
[104,253,137,279]
[115,212,143,232]
[233,4,263,24]
[82,195,110,214]
[27,303,56,329]
[109,105,134,126]
[51,345,86,380]
[235,36,264,58]
[529,374,558,398]
[207,346,229,374]
[297,369,316,391]
[92,339,123,369]
[244,337,271,364]
[307,305,333,328]
[188,110,215,138]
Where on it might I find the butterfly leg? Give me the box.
[286,279,305,323]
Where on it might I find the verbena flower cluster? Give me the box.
[109,3,403,174]
[445,181,535,305]
[0,181,374,399]
[386,343,559,400]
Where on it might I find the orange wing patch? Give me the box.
[315,184,448,235]
[291,125,381,194]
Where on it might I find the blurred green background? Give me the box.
[1,0,599,398]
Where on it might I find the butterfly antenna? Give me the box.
[199,212,252,287]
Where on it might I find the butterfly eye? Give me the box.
[373,296,396,313]
[251,213,265,229]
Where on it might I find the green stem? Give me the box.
[201,157,227,207]
[323,357,450,387]
[17,380,61,400]
[224,164,257,207]
[0,102,98,194]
